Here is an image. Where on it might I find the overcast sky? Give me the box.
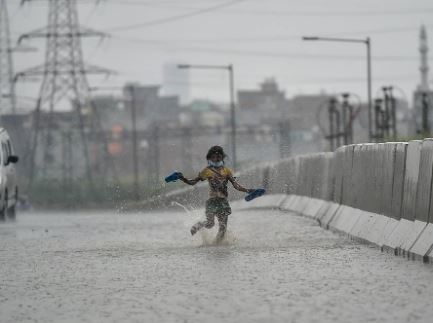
[8,0,433,109]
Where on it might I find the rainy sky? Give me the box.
[9,0,433,108]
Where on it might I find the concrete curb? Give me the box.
[231,193,433,263]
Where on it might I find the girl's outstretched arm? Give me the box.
[228,176,254,193]
[180,174,201,186]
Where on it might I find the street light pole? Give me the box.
[366,37,372,142]
[228,64,236,169]
[178,64,237,170]
[303,36,373,142]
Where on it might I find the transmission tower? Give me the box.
[17,0,115,185]
[0,0,16,115]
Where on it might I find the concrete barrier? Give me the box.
[353,144,368,211]
[266,160,289,194]
[313,200,332,221]
[382,219,417,253]
[322,153,334,201]
[427,244,433,263]
[280,195,309,214]
[391,143,408,219]
[399,221,427,256]
[287,158,300,194]
[279,194,296,208]
[409,224,433,260]
[414,139,433,223]
[349,144,362,209]
[372,143,384,215]
[328,205,362,234]
[349,210,378,243]
[299,156,310,197]
[381,143,396,217]
[318,202,340,228]
[302,197,328,219]
[401,140,422,220]
[366,215,398,247]
[341,145,355,206]
[279,194,299,211]
[310,155,321,199]
[362,144,376,214]
[332,147,345,204]
[313,153,334,200]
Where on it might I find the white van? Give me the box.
[0,128,19,221]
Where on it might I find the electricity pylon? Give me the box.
[0,0,16,115]
[17,0,116,185]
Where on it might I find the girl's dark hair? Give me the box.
[206,146,226,160]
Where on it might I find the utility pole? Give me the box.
[126,85,140,201]
[375,86,398,141]
[366,37,373,142]
[147,125,160,185]
[228,64,236,169]
[389,86,397,140]
[328,98,336,151]
[382,87,391,138]
[341,93,355,145]
[327,97,341,150]
[154,126,160,184]
[385,86,397,140]
[17,0,112,186]
[374,98,384,141]
[181,127,193,173]
[323,93,359,150]
[278,120,291,158]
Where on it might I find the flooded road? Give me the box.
[1,208,433,323]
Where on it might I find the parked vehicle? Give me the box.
[0,128,19,221]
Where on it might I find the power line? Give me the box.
[106,25,429,46]
[111,2,433,17]
[106,0,247,32]
[107,36,418,61]
[103,23,433,46]
[99,0,433,17]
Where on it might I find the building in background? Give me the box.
[237,78,289,126]
[179,99,225,127]
[123,83,180,129]
[162,62,190,105]
[237,79,329,155]
[287,93,332,153]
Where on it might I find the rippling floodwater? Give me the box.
[1,208,433,323]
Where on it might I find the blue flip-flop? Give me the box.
[245,188,266,202]
[165,171,182,183]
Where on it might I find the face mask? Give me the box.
[208,160,224,167]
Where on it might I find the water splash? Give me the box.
[199,228,237,246]
[171,201,193,215]
[171,201,237,246]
